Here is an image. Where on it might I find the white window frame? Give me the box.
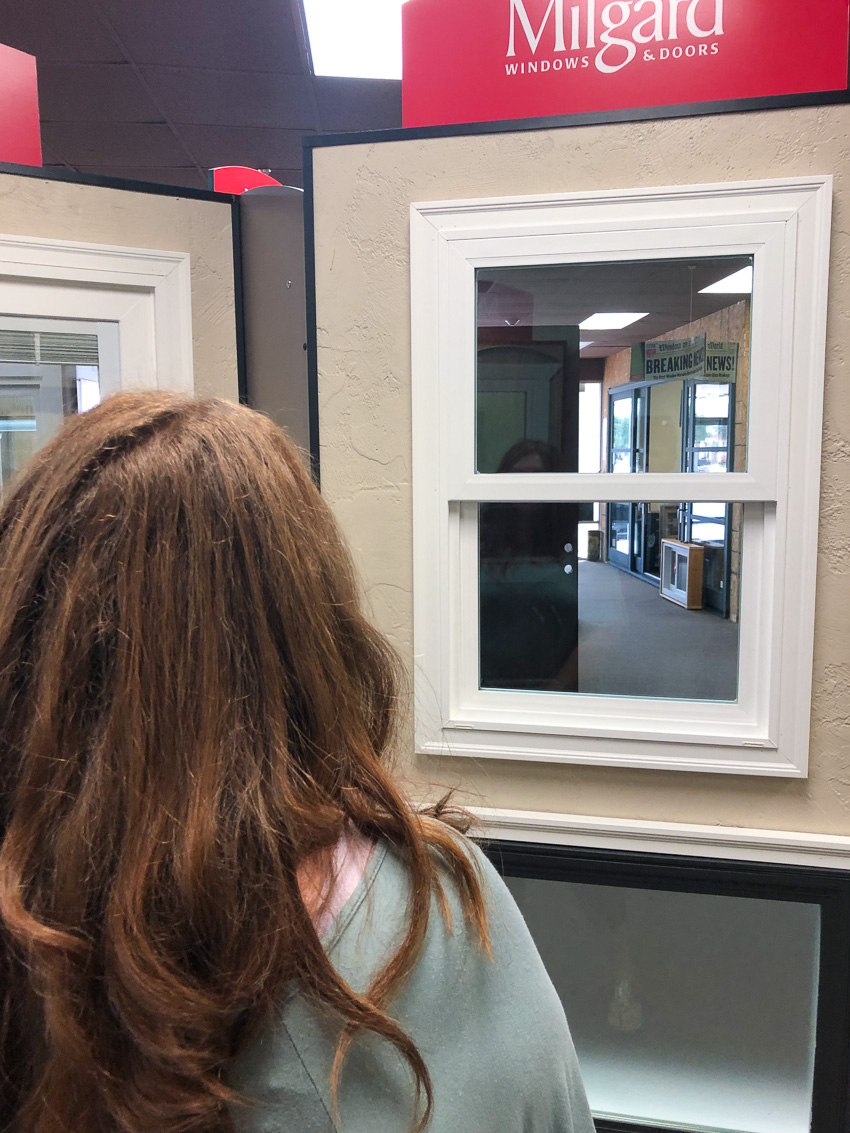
[0,233,194,392]
[410,177,832,777]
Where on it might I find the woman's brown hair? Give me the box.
[0,392,487,1133]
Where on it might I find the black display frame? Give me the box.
[482,839,850,1133]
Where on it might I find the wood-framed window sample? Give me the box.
[485,838,850,1133]
[410,177,832,777]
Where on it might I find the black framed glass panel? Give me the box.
[487,841,850,1133]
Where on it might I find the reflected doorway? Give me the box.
[477,327,581,692]
[606,379,734,616]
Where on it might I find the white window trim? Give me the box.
[410,177,832,778]
[0,233,194,393]
[469,807,850,871]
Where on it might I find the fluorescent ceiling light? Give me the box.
[699,265,753,294]
[579,313,648,330]
[303,0,408,80]
[579,341,594,348]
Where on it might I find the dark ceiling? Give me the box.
[0,0,402,191]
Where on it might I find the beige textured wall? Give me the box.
[0,173,238,401]
[313,105,850,835]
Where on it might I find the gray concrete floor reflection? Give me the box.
[577,560,738,701]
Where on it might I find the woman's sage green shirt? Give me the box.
[229,837,595,1133]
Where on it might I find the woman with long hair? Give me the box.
[0,392,593,1133]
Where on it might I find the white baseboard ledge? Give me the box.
[468,807,850,870]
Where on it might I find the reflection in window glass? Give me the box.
[476,255,751,477]
[612,398,631,450]
[505,875,820,1133]
[478,502,742,701]
[610,451,630,474]
[0,322,104,494]
[0,392,38,488]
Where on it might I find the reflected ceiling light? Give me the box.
[579,313,648,330]
[699,265,753,294]
[303,0,409,80]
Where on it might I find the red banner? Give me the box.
[402,0,850,128]
[210,167,284,194]
[0,43,41,166]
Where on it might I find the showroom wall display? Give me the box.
[305,107,850,1131]
[305,102,850,837]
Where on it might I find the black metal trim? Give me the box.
[593,1120,690,1133]
[483,838,847,897]
[303,87,850,152]
[302,145,321,487]
[0,160,234,203]
[230,198,249,406]
[810,880,850,1133]
[483,839,850,1133]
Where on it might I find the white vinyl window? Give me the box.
[410,178,831,776]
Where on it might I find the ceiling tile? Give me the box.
[99,0,304,72]
[266,168,303,188]
[37,63,162,123]
[76,165,209,190]
[40,122,192,167]
[176,125,307,170]
[313,77,401,132]
[141,67,315,129]
[0,0,125,62]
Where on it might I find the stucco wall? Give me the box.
[312,105,850,835]
[0,173,238,401]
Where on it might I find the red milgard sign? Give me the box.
[0,43,41,166]
[402,0,850,128]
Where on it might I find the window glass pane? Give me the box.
[693,449,728,473]
[695,383,730,418]
[695,422,728,447]
[578,382,602,474]
[476,256,751,475]
[478,501,743,701]
[611,397,631,450]
[0,320,106,493]
[611,451,630,474]
[505,876,820,1133]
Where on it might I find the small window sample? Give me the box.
[0,318,117,492]
[411,178,831,775]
